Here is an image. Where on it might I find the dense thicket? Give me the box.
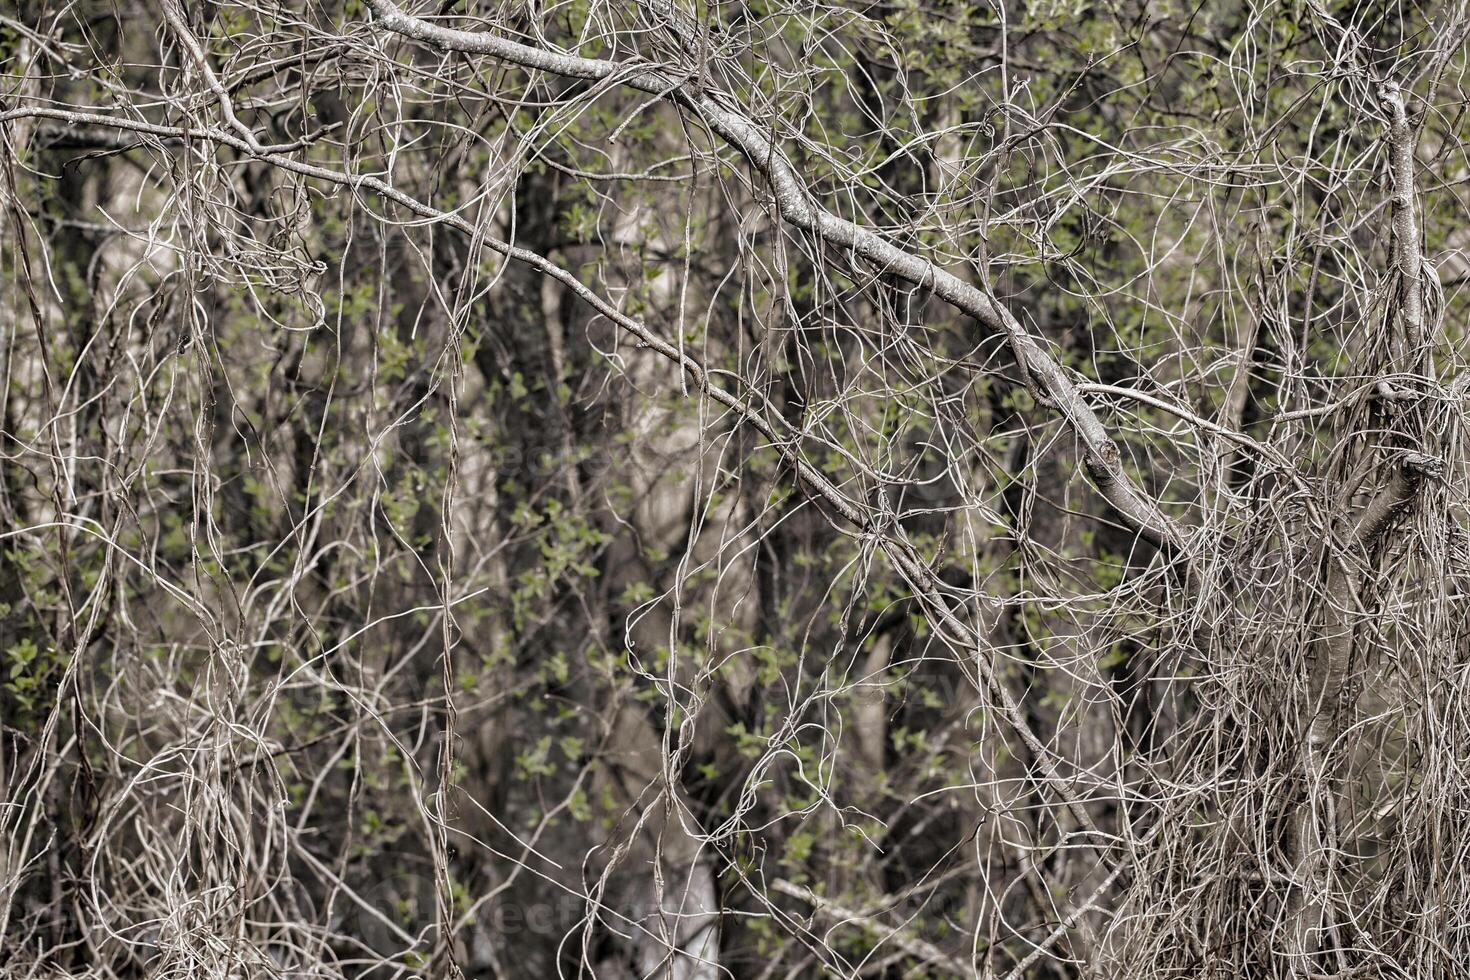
[2,1,1469,977]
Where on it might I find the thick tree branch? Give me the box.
[1311,450,1439,738]
[1292,450,1438,955]
[1381,82,1425,362]
[362,0,1186,553]
[1300,450,1439,782]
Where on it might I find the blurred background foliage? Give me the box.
[2,0,1469,977]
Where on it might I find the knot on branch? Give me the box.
[1396,450,1441,480]
[1083,437,1121,481]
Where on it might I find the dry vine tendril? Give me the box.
[1,1,1468,978]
